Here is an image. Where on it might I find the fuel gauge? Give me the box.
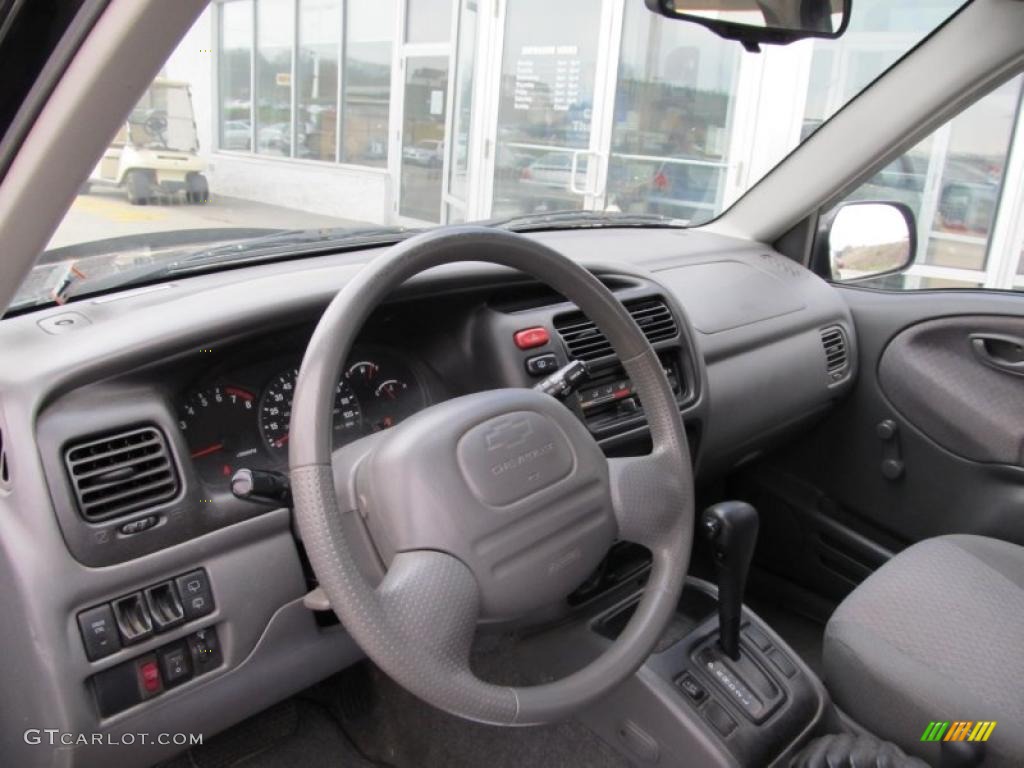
[345,354,423,432]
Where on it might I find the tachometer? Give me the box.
[178,385,261,484]
[259,367,362,456]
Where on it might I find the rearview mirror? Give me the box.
[644,0,850,51]
[826,201,916,283]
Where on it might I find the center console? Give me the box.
[514,501,833,767]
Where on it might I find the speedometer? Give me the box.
[259,367,362,456]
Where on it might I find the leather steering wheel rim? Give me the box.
[290,226,694,725]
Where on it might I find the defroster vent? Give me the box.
[65,426,179,521]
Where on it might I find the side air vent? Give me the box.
[821,326,849,375]
[65,426,179,521]
[555,298,679,362]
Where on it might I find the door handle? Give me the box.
[569,150,589,196]
[568,150,603,197]
[969,333,1024,375]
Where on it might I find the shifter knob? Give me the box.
[701,501,759,660]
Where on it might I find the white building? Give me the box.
[164,0,1024,290]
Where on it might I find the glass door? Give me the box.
[394,0,453,224]
[398,55,450,221]
[488,0,616,218]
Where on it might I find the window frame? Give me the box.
[816,72,1024,292]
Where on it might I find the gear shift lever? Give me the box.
[701,501,759,660]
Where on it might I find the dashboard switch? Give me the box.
[137,656,162,698]
[525,353,558,376]
[112,592,154,645]
[119,515,157,535]
[158,643,192,687]
[513,327,550,349]
[78,604,121,661]
[144,581,185,632]
[187,627,223,674]
[176,569,215,620]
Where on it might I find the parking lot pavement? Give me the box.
[48,187,370,250]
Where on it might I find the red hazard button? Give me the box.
[513,327,549,349]
[138,658,162,695]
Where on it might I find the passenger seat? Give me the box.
[823,535,1024,766]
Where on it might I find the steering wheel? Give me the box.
[290,226,694,725]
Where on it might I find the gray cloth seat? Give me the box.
[824,535,1024,767]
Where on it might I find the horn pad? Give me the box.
[355,388,616,618]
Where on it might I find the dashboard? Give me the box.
[176,347,427,490]
[0,227,857,768]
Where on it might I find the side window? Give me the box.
[825,73,1024,291]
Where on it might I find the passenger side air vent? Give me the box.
[555,298,679,362]
[64,426,179,521]
[820,326,849,375]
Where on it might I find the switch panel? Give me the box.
[76,567,216,661]
[92,627,222,717]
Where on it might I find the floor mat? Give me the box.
[340,664,629,768]
[160,698,376,768]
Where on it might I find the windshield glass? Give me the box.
[14,0,968,310]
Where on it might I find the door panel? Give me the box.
[879,315,1024,466]
[736,287,1024,601]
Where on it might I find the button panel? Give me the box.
[77,568,215,660]
[93,626,222,717]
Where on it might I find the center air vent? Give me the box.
[820,326,849,376]
[555,298,679,362]
[65,426,179,521]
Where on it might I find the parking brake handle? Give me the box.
[701,501,759,661]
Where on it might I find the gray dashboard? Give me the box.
[0,226,854,766]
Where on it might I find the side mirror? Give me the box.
[644,0,850,51]
[823,201,916,283]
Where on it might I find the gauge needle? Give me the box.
[274,434,290,448]
[190,443,224,459]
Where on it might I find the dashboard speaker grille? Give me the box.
[65,426,179,521]
[555,298,679,362]
[820,326,849,374]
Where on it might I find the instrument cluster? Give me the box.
[176,348,426,489]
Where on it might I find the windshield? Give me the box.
[14,0,968,310]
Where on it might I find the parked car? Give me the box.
[402,139,444,167]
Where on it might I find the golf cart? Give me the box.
[85,78,209,205]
